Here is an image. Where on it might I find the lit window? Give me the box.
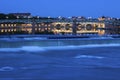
[35,28,37,31]
[8,24,10,27]
[14,29,16,31]
[5,24,7,27]
[41,29,44,31]
[48,25,51,27]
[11,24,13,26]
[1,24,4,27]
[41,23,44,26]
[14,24,16,26]
[8,29,11,32]
[45,28,47,30]
[5,30,7,32]
[1,30,4,32]
[27,24,32,26]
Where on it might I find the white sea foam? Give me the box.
[80,44,120,48]
[21,46,45,52]
[0,43,120,52]
[0,37,47,41]
[0,48,20,52]
[0,66,14,72]
[24,37,47,40]
[75,55,104,59]
[45,43,120,50]
[45,46,76,50]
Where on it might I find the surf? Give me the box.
[74,55,105,59]
[0,43,120,52]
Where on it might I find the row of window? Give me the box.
[0,29,17,32]
[0,28,98,31]
[0,24,105,28]
[0,24,17,27]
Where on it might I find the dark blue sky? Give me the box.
[0,0,120,17]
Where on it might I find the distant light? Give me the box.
[37,16,40,18]
[28,16,31,19]
[17,16,19,19]
[117,18,119,20]
[78,16,82,18]
[6,16,8,19]
[58,16,61,19]
[48,16,51,18]
[68,17,71,19]
[88,17,92,19]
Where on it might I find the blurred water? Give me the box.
[0,39,120,80]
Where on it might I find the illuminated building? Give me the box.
[0,14,119,35]
[0,19,107,35]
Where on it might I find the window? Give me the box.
[5,29,7,32]
[1,30,4,32]
[8,24,10,27]
[5,24,7,27]
[14,24,17,26]
[1,24,4,27]
[11,24,13,27]
[14,29,16,31]
[8,29,11,32]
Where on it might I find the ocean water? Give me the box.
[0,38,120,80]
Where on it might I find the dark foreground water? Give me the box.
[0,38,120,80]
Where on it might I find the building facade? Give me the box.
[0,19,107,35]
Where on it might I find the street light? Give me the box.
[28,16,31,24]
[5,16,9,34]
[16,16,19,22]
[37,16,40,22]
[6,16,9,19]
[6,16,9,21]
[48,16,51,19]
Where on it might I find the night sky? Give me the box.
[0,0,120,17]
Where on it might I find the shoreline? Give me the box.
[0,34,120,40]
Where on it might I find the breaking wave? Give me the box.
[0,43,120,52]
[0,48,20,52]
[0,66,14,72]
[21,46,45,52]
[0,37,47,41]
[74,55,104,59]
